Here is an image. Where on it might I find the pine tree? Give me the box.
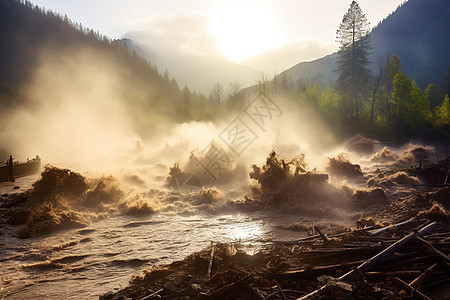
[335,1,372,122]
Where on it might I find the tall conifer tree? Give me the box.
[336,1,371,122]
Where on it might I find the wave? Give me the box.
[109,258,154,268]
[2,137,447,240]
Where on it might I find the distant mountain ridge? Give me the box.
[0,0,223,137]
[282,0,450,90]
[120,38,262,95]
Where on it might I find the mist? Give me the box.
[2,2,449,300]
[2,41,442,220]
[2,46,135,167]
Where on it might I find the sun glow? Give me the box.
[211,2,282,62]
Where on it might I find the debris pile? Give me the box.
[0,165,154,238]
[326,154,363,180]
[103,191,450,299]
[240,151,346,216]
[104,160,450,299]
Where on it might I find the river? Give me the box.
[0,177,311,300]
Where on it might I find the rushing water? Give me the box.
[2,141,443,299]
[0,178,310,300]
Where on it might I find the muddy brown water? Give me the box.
[0,177,319,300]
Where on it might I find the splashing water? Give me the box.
[1,139,447,299]
[0,178,317,300]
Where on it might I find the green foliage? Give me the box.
[424,83,444,109]
[435,94,450,126]
[294,57,446,142]
[392,71,412,126]
[392,72,432,133]
[304,83,323,106]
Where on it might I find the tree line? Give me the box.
[2,0,449,143]
[229,1,450,143]
[332,1,449,141]
[1,0,235,136]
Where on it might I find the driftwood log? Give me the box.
[298,221,438,300]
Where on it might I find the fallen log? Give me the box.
[416,237,450,262]
[339,221,438,281]
[206,242,215,280]
[393,277,432,300]
[276,280,287,300]
[384,255,438,269]
[364,270,422,280]
[139,288,163,300]
[393,263,440,300]
[297,221,438,300]
[313,225,328,242]
[275,252,420,281]
[409,263,440,288]
[274,260,365,281]
[369,219,417,236]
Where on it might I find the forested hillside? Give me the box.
[370,0,450,89]
[1,0,449,148]
[0,0,221,135]
[283,0,450,91]
[242,0,450,143]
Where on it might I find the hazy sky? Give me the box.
[30,0,406,72]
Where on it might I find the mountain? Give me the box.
[282,0,450,90]
[0,0,222,140]
[120,39,262,95]
[282,53,338,89]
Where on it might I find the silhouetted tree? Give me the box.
[211,83,225,105]
[228,81,241,99]
[258,73,271,96]
[335,1,371,122]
